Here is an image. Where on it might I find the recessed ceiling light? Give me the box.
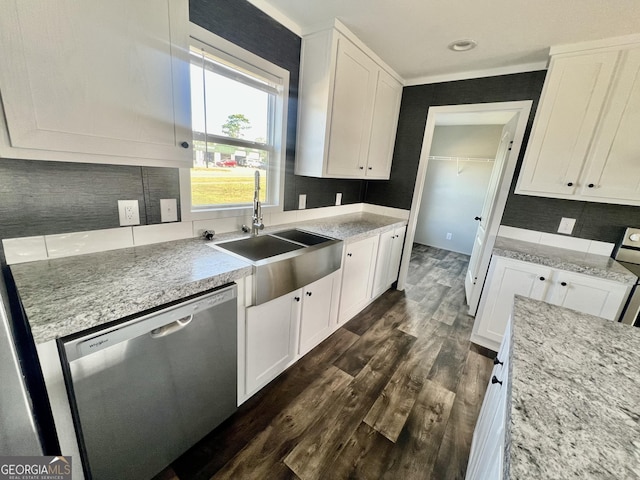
[448,39,477,52]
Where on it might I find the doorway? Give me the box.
[397,101,533,316]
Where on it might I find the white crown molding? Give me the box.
[550,33,640,56]
[246,0,303,37]
[404,60,549,86]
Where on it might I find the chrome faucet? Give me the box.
[251,170,264,236]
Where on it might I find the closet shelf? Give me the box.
[428,155,495,175]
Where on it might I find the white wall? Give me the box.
[415,125,503,254]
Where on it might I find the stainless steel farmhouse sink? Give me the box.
[212,229,343,305]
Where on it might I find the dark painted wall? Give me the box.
[190,0,365,210]
[0,159,179,238]
[365,71,640,244]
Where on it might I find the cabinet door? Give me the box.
[581,47,640,204]
[0,0,191,166]
[386,227,406,286]
[474,257,551,349]
[246,290,301,394]
[516,51,619,195]
[299,274,335,356]
[548,271,630,320]
[365,69,402,179]
[339,235,380,323]
[467,321,510,480]
[326,38,377,177]
[372,230,394,298]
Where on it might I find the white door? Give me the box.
[465,115,519,313]
[326,38,377,177]
[581,47,640,203]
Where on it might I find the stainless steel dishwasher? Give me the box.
[59,284,238,480]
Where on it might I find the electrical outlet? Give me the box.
[446,232,452,240]
[118,200,140,226]
[299,194,306,210]
[557,217,576,235]
[160,198,178,223]
[335,193,342,206]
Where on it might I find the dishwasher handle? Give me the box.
[150,315,193,338]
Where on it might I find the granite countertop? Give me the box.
[509,296,640,479]
[11,212,406,344]
[493,236,637,284]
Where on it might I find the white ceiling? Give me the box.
[248,0,640,84]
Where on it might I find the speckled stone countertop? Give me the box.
[11,212,406,344]
[493,236,637,284]
[508,296,640,479]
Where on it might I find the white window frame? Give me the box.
[180,22,288,221]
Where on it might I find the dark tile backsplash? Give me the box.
[0,158,178,238]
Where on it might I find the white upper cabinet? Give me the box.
[295,21,403,179]
[581,47,640,202]
[516,36,640,205]
[0,0,192,167]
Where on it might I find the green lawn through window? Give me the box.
[191,167,267,206]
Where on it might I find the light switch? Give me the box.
[298,194,306,210]
[557,217,576,235]
[160,198,178,223]
[335,193,342,206]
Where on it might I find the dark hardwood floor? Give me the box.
[154,244,494,480]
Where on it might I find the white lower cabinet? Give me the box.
[372,226,406,297]
[472,256,631,350]
[298,273,338,356]
[466,320,511,480]
[245,289,302,395]
[244,271,339,397]
[547,270,630,320]
[338,234,380,323]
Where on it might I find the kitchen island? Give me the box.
[508,296,640,479]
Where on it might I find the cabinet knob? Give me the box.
[588,183,595,188]
[567,182,574,187]
[294,296,300,302]
[493,357,503,366]
[359,166,364,170]
[306,291,312,296]
[474,216,482,221]
[368,167,372,170]
[560,281,567,287]
[539,276,546,281]
[347,253,353,257]
[180,141,190,149]
[491,375,503,386]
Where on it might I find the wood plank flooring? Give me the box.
[153,244,495,480]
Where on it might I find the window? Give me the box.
[181,24,288,219]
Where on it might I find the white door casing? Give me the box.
[397,101,533,316]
